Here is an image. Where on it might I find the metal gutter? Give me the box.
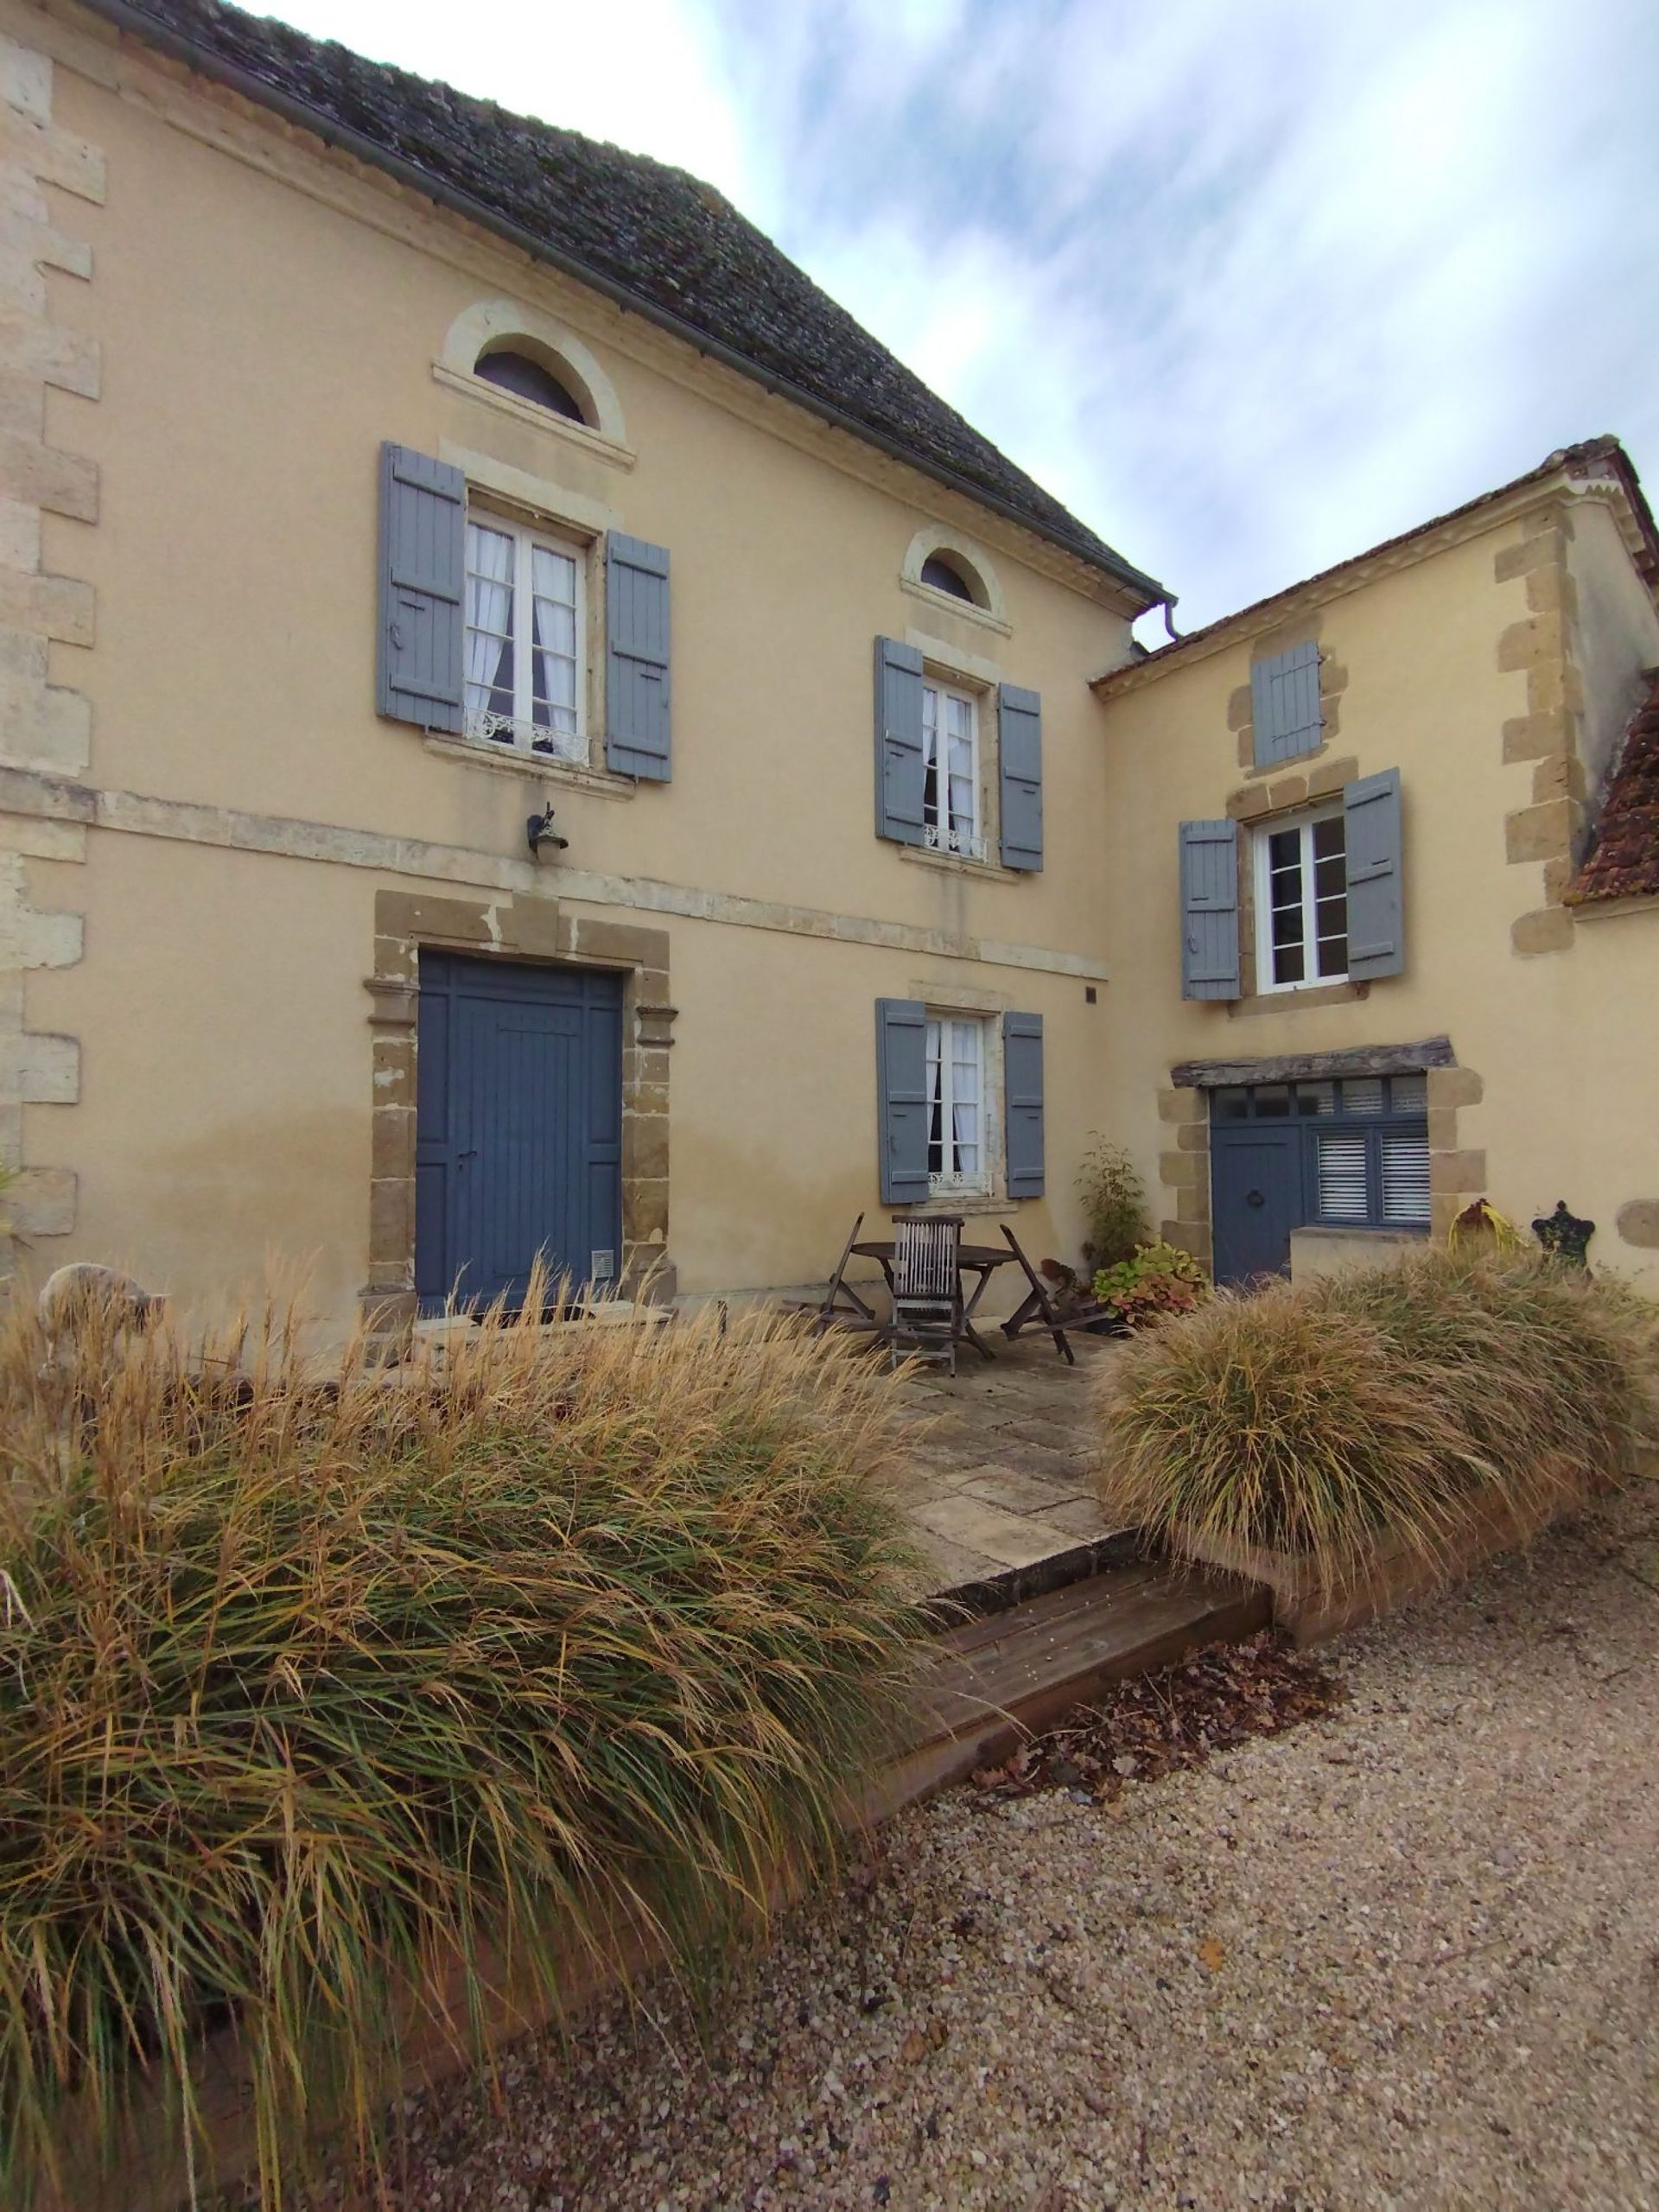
[78,0,1169,610]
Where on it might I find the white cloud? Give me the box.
[263,0,1659,628]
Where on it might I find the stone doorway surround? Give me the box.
[1160,1034,1487,1266]
[361,887,674,1348]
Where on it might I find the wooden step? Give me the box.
[867,1559,1271,1821]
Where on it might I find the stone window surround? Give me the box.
[1157,1037,1485,1268]
[1227,612,1348,776]
[899,523,1009,632]
[361,887,675,1348]
[1223,753,1370,1017]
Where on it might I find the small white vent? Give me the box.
[1381,1134,1431,1224]
[1317,1133,1370,1220]
[590,1249,615,1282]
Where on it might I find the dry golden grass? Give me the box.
[0,1275,927,2208]
[1095,1248,1659,1596]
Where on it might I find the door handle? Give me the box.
[1245,1189,1266,1209]
[457,1147,478,1166]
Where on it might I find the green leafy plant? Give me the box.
[0,1273,927,2209]
[1077,1138,1149,1271]
[1092,1240,1210,1329]
[1095,1247,1659,1596]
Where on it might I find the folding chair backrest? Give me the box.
[893,1217,962,1300]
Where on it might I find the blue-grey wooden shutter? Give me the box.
[1179,819,1241,1000]
[1344,767,1404,980]
[1250,639,1322,766]
[998,683,1043,871]
[606,533,671,779]
[875,998,929,1205]
[378,442,466,734]
[874,637,925,844]
[1003,1011,1045,1198]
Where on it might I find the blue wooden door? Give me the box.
[415,954,623,1312]
[1211,1122,1302,1285]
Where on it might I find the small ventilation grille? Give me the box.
[590,1249,615,1282]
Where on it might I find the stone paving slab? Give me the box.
[882,1331,1133,1596]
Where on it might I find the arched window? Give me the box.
[920,552,980,604]
[474,346,587,424]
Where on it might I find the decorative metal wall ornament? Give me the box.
[1532,1200,1595,1267]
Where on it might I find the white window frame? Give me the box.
[462,510,588,765]
[925,1011,989,1198]
[1254,802,1349,993]
[920,677,986,863]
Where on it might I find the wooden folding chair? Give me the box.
[996,1224,1077,1364]
[890,1215,964,1374]
[800,1211,882,1336]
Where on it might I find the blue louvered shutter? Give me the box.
[1003,1011,1046,1198]
[1344,767,1404,980]
[606,533,671,779]
[378,442,465,733]
[1179,820,1241,1000]
[875,998,929,1205]
[1250,639,1322,766]
[998,683,1043,871]
[874,637,925,844]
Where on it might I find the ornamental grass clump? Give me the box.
[0,1278,927,2209]
[1096,1248,1658,1599]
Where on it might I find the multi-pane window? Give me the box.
[1212,1073,1430,1229]
[925,1014,986,1192]
[1256,807,1348,988]
[463,515,585,761]
[921,680,983,861]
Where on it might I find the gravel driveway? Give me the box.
[309,1482,1659,2211]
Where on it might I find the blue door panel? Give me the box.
[1211,1125,1304,1285]
[415,953,624,1311]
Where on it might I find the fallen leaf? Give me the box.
[1198,1937,1226,1973]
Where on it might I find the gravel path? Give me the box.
[314,1484,1659,2211]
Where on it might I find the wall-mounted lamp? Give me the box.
[526,799,569,858]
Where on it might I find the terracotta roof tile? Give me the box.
[91,0,1163,599]
[1567,671,1659,906]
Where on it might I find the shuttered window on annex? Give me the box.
[1250,639,1323,767]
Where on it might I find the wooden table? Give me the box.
[850,1236,1018,1361]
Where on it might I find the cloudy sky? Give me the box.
[268,0,1656,632]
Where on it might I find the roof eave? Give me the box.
[78,0,1168,612]
[1089,438,1658,696]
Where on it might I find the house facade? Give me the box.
[0,0,1653,1342]
[1093,439,1659,1292]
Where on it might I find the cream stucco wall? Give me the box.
[1095,497,1659,1290]
[2,6,1142,1332]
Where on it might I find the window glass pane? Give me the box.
[463,522,515,720]
[945,695,976,836]
[925,1020,944,1176]
[921,685,941,831]
[1317,1132,1370,1220]
[1295,1082,1336,1116]
[1267,826,1306,984]
[1381,1132,1431,1224]
[1339,1077,1384,1116]
[950,1021,981,1177]
[1389,1073,1427,1113]
[1214,1087,1249,1120]
[1254,1086,1291,1118]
